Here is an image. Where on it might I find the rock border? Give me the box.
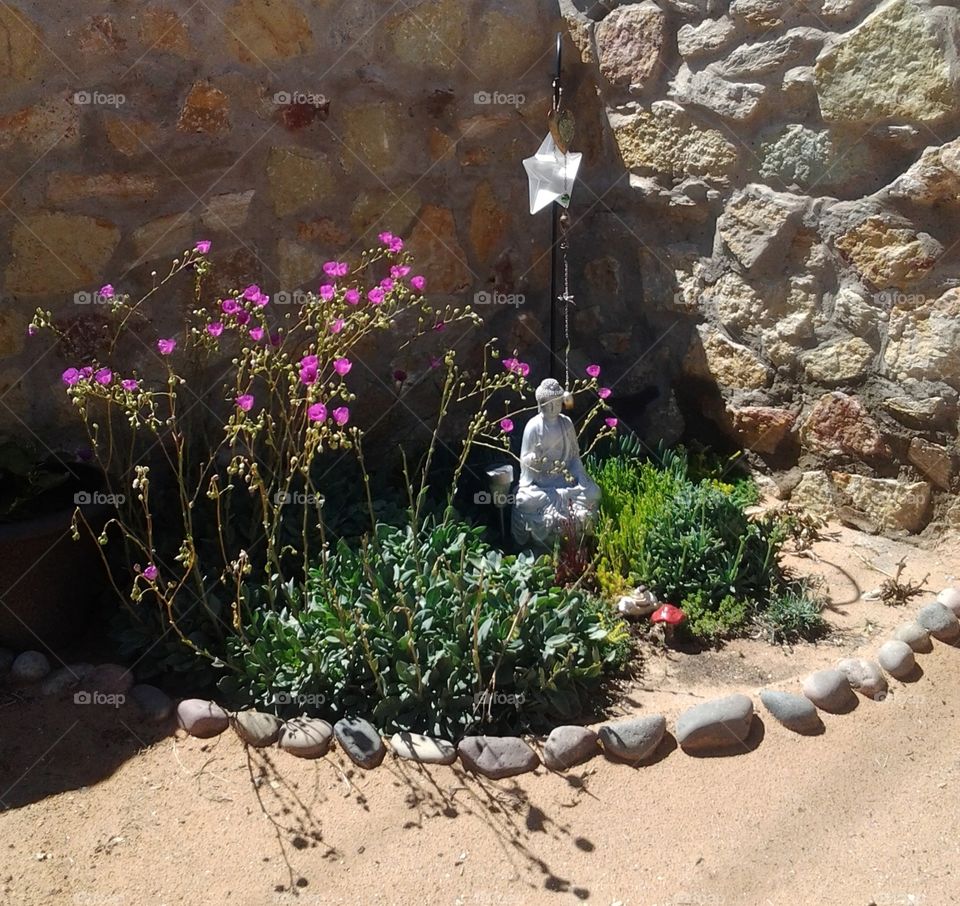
[3,587,958,778]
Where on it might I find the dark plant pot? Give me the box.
[0,504,110,653]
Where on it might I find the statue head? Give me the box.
[535,378,565,419]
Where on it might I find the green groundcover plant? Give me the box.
[31,234,628,735]
[220,519,630,737]
[588,437,826,643]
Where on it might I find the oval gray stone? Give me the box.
[279,717,333,758]
[893,622,932,653]
[334,717,385,769]
[598,716,666,763]
[389,732,457,765]
[543,726,601,771]
[10,651,51,683]
[131,684,174,723]
[759,689,822,734]
[177,698,230,738]
[40,663,93,696]
[937,586,960,617]
[836,658,888,700]
[231,710,283,747]
[676,694,754,753]
[877,640,915,679]
[0,648,14,674]
[916,602,960,642]
[85,663,134,695]
[802,669,856,712]
[457,736,540,779]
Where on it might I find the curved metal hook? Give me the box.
[552,32,563,112]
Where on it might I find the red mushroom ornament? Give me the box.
[650,603,686,645]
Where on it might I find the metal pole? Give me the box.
[549,32,562,380]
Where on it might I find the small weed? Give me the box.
[879,558,929,607]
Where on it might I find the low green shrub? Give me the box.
[588,439,825,643]
[759,586,827,644]
[218,518,631,737]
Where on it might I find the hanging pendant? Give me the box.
[548,109,576,154]
[522,133,582,215]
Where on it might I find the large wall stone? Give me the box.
[0,6,45,80]
[814,0,959,124]
[834,216,943,290]
[884,290,960,390]
[226,0,313,62]
[6,214,120,295]
[610,103,739,180]
[595,2,667,91]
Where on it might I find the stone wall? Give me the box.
[0,0,561,450]
[3,0,957,536]
[560,0,960,534]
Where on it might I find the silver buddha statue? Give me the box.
[511,378,601,548]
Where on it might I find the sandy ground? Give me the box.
[1,523,959,906]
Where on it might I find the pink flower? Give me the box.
[269,332,281,347]
[236,394,255,412]
[94,368,112,385]
[333,357,352,376]
[62,368,80,386]
[330,318,344,334]
[367,287,385,305]
[253,291,269,307]
[242,284,262,302]
[345,288,361,305]
[319,284,336,301]
[248,326,265,342]
[605,417,618,429]
[207,322,224,337]
[195,241,211,254]
[236,310,251,326]
[502,358,530,377]
[221,298,240,315]
[80,367,94,379]
[142,564,158,581]
[157,338,176,355]
[410,275,426,293]
[307,402,327,423]
[598,387,612,399]
[332,406,350,426]
[121,379,139,391]
[379,277,394,291]
[378,231,394,246]
[500,418,514,433]
[99,284,115,299]
[390,265,411,279]
[388,237,403,254]
[27,324,37,336]
[323,261,349,277]
[586,364,601,379]
[299,354,318,386]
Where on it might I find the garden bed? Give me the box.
[1,520,959,906]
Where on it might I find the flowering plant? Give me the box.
[29,235,471,662]
[29,233,620,693]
